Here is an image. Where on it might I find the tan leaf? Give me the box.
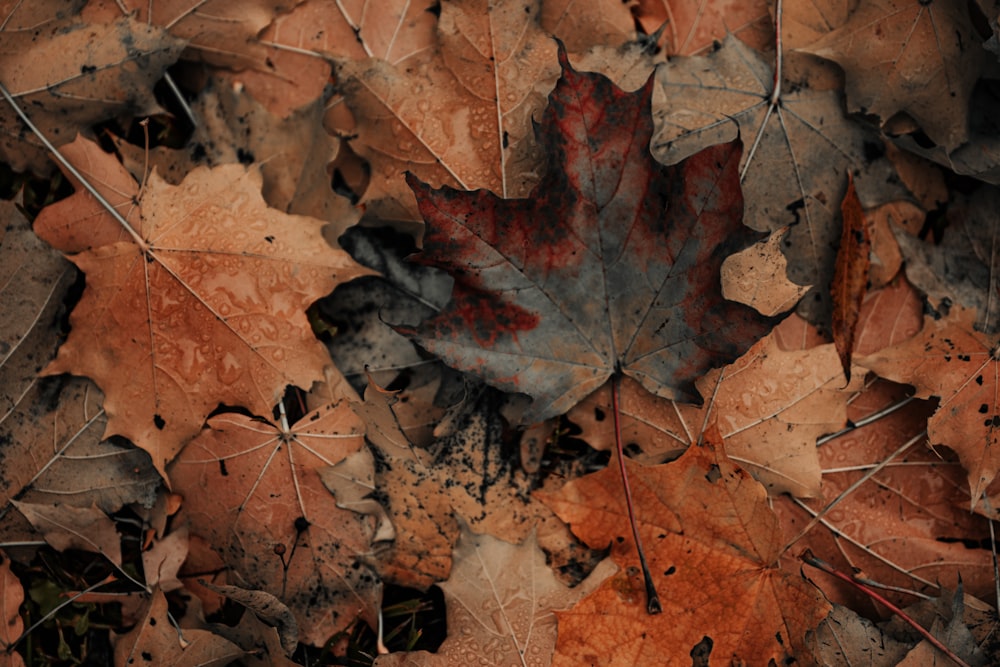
[373,526,615,667]
[0,16,183,173]
[12,500,121,565]
[800,0,984,150]
[721,227,810,316]
[541,440,830,666]
[142,524,188,592]
[168,401,379,645]
[540,0,636,53]
[860,305,1000,503]
[337,0,559,222]
[112,589,243,667]
[568,315,863,497]
[633,0,773,55]
[198,581,297,655]
[778,0,857,49]
[34,137,373,476]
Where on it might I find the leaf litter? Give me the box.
[1,0,1000,664]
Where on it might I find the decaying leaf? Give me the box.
[112,589,243,667]
[633,0,773,55]
[541,437,830,665]
[721,226,810,316]
[12,500,122,566]
[373,525,615,667]
[860,305,1000,503]
[800,0,984,150]
[568,315,862,497]
[337,0,560,222]
[403,47,775,423]
[34,137,373,475]
[168,401,379,645]
[0,15,184,173]
[199,580,298,655]
[831,175,872,380]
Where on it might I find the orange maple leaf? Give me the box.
[34,137,373,477]
[539,435,830,665]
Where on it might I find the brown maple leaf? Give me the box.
[168,401,379,645]
[860,305,1000,503]
[633,0,773,55]
[33,137,373,477]
[373,526,615,667]
[401,47,776,423]
[539,435,830,665]
[800,0,983,151]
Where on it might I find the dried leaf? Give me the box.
[199,581,298,655]
[373,526,615,667]
[404,47,775,423]
[860,306,1000,502]
[0,551,25,667]
[541,439,830,665]
[34,137,373,475]
[112,589,243,667]
[721,226,810,316]
[12,500,121,565]
[0,16,183,173]
[800,0,984,150]
[633,0,773,55]
[832,175,872,380]
[168,402,379,645]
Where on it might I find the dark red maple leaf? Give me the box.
[402,48,778,422]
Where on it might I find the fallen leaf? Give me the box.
[199,581,298,655]
[853,273,923,357]
[0,15,183,173]
[168,401,380,645]
[34,137,373,475]
[142,524,188,592]
[337,0,559,222]
[207,609,300,667]
[540,438,830,665]
[12,500,121,566]
[721,226,810,316]
[800,0,983,150]
[539,0,636,53]
[403,47,775,423]
[860,305,1000,502]
[0,551,25,667]
[568,314,861,497]
[112,589,243,667]
[808,603,909,666]
[892,185,1000,334]
[373,525,616,667]
[832,175,872,380]
[652,36,905,322]
[774,379,994,613]
[778,0,856,49]
[633,0,773,55]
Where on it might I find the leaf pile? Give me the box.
[1,1,1000,666]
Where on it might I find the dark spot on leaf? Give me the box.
[81,64,96,75]
[704,464,721,483]
[594,407,605,421]
[141,651,152,661]
[219,459,228,476]
[977,375,985,385]
[664,565,676,575]
[294,516,310,532]
[689,636,713,667]
[153,414,165,430]
[980,404,989,414]
[265,235,275,243]
[236,148,255,164]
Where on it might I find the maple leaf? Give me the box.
[168,401,380,645]
[633,0,773,55]
[539,437,830,665]
[568,314,863,497]
[652,36,907,323]
[373,525,615,667]
[33,137,374,476]
[337,0,560,222]
[773,379,995,613]
[860,305,1000,504]
[800,0,984,151]
[402,48,776,423]
[0,15,183,173]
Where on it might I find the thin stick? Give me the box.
[612,375,661,614]
[803,551,971,667]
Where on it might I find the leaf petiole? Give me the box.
[612,375,662,614]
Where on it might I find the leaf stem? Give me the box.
[802,551,972,667]
[612,375,661,614]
